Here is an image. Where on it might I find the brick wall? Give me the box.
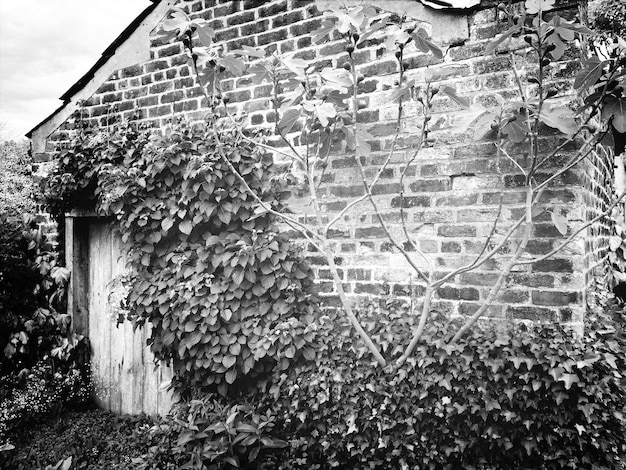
[38,0,610,327]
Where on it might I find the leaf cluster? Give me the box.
[256,299,626,469]
[51,120,319,396]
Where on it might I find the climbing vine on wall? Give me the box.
[46,120,319,395]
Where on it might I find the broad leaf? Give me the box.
[230,45,265,58]
[320,67,353,88]
[314,102,337,127]
[573,56,607,91]
[602,96,626,133]
[391,80,415,103]
[179,220,193,235]
[162,9,190,33]
[525,0,555,14]
[355,127,373,158]
[248,63,272,85]
[218,56,246,77]
[551,211,568,235]
[485,24,522,56]
[539,105,577,135]
[413,28,444,60]
[441,85,470,109]
[195,23,215,47]
[278,108,301,136]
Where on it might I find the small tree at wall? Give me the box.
[157,0,626,368]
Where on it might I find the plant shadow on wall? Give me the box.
[38,0,626,468]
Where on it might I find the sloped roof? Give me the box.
[26,0,161,138]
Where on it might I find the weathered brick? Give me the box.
[532,259,573,273]
[437,286,479,301]
[438,225,476,238]
[347,268,371,281]
[390,196,430,208]
[272,11,303,28]
[355,227,386,239]
[330,185,364,198]
[507,306,555,321]
[409,178,450,192]
[532,290,578,306]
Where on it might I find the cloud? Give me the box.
[0,0,151,138]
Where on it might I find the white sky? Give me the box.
[0,0,151,141]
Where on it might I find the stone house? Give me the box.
[27,0,615,333]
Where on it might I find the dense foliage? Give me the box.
[0,140,39,218]
[45,121,318,395]
[2,407,158,470]
[590,0,626,36]
[255,300,626,470]
[0,216,89,454]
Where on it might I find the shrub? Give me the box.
[257,299,626,470]
[44,121,319,396]
[0,140,39,218]
[2,407,159,470]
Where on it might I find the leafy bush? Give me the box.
[590,0,626,36]
[2,407,160,470]
[44,121,319,395]
[256,299,626,470]
[132,396,287,470]
[0,214,76,376]
[0,360,90,445]
[0,140,39,218]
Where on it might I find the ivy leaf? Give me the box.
[441,85,470,109]
[551,211,568,236]
[485,23,522,56]
[412,28,444,60]
[525,0,555,15]
[278,108,301,136]
[539,105,577,135]
[162,217,175,232]
[559,373,578,390]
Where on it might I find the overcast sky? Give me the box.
[0,0,151,141]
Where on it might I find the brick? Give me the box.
[437,286,479,301]
[328,228,350,239]
[161,90,185,104]
[441,241,461,253]
[437,225,476,238]
[102,92,123,104]
[272,11,303,28]
[157,43,182,58]
[150,82,173,94]
[533,259,573,273]
[409,178,450,192]
[258,29,289,45]
[96,82,116,93]
[144,60,169,73]
[436,194,478,206]
[121,65,143,78]
[508,274,554,288]
[507,306,555,321]
[390,196,430,208]
[330,185,364,197]
[459,272,499,286]
[458,302,502,317]
[532,291,578,306]
[347,269,371,281]
[354,283,386,295]
[259,1,288,17]
[228,10,255,26]
[355,227,386,239]
[361,60,397,77]
[371,183,401,196]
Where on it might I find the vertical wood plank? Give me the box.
[142,324,159,416]
[100,222,113,412]
[109,229,124,414]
